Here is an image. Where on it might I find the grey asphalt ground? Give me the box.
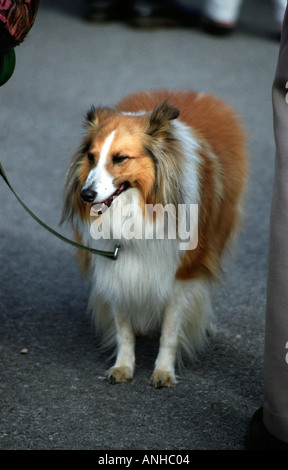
[0,0,283,451]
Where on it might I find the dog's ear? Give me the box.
[146,102,180,136]
[84,106,115,128]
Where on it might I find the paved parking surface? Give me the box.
[0,0,282,450]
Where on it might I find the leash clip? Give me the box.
[113,244,120,260]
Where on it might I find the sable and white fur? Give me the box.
[62,89,248,387]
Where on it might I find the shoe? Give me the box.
[85,0,133,22]
[129,1,201,28]
[202,18,235,36]
[247,407,288,450]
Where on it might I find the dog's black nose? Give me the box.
[81,188,97,203]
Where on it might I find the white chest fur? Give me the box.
[88,191,180,325]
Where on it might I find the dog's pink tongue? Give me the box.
[90,202,108,215]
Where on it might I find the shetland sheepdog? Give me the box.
[61,89,248,387]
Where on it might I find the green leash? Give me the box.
[0,161,119,260]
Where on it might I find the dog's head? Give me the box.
[61,102,182,225]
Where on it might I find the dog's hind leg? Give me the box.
[107,310,136,384]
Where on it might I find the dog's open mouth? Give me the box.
[91,182,130,215]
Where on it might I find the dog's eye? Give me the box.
[113,155,129,165]
[87,152,94,163]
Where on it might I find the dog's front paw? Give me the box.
[107,366,133,384]
[150,369,177,388]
